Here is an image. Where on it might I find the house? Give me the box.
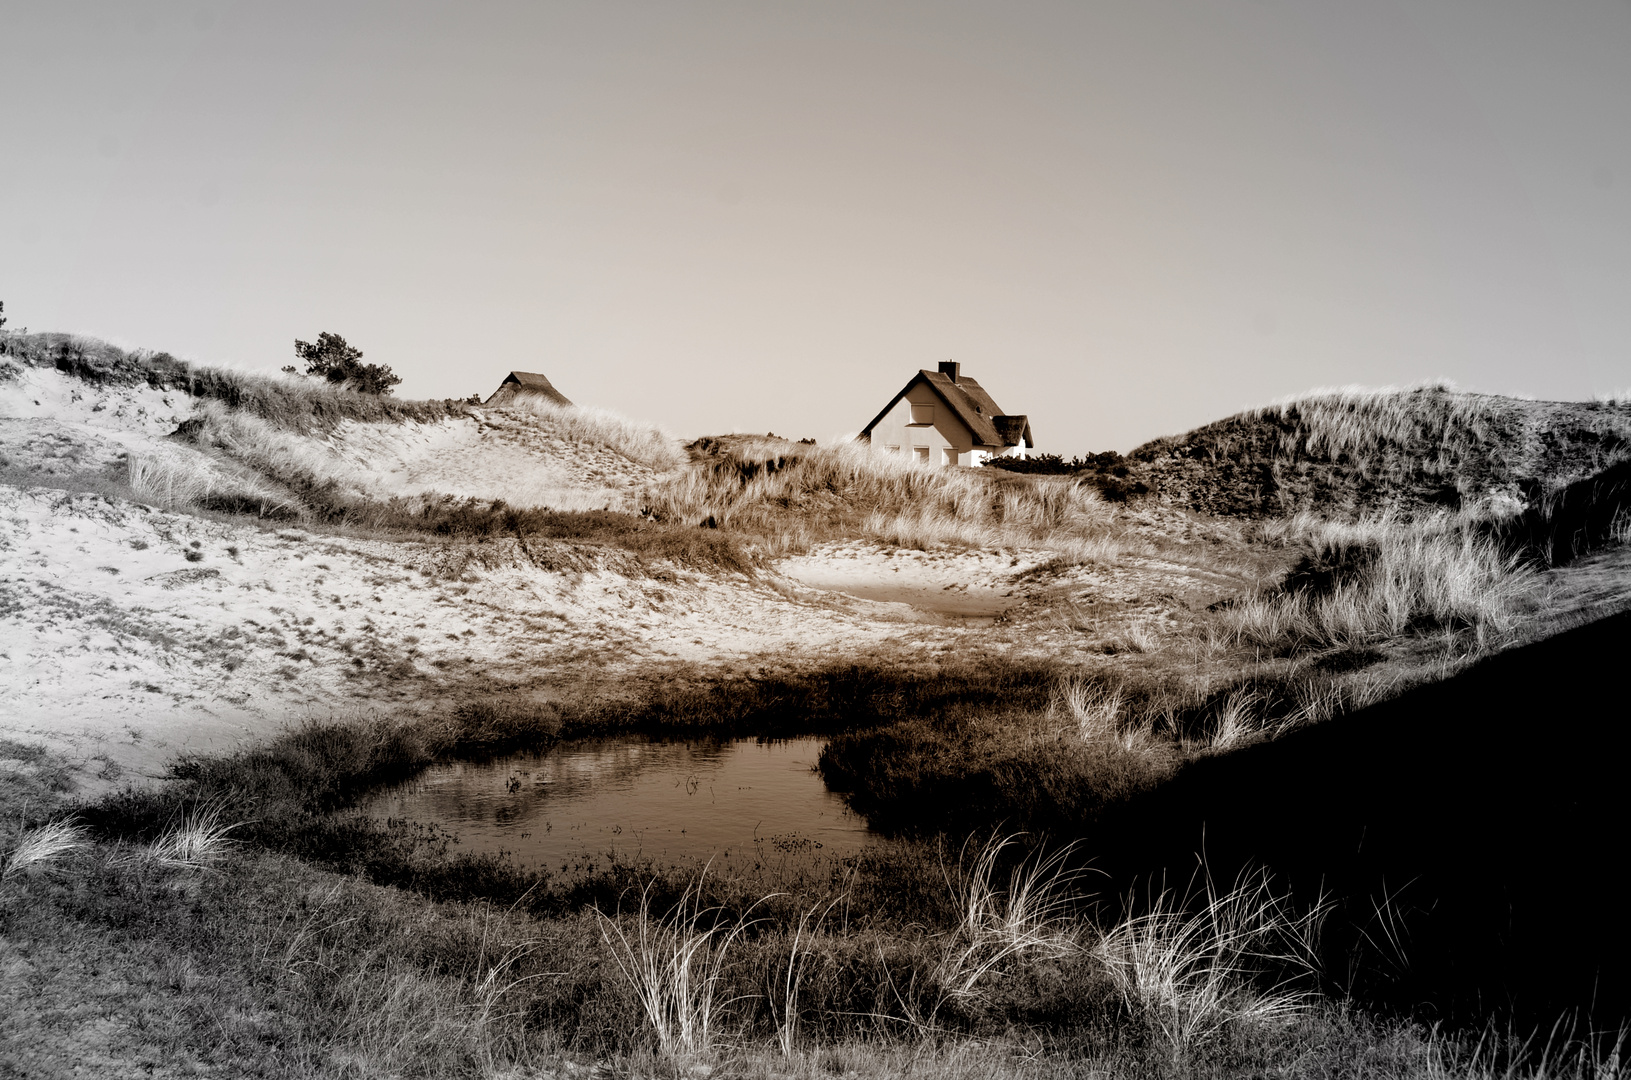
[859,362,1033,466]
[484,371,573,407]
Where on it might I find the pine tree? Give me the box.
[285,331,402,395]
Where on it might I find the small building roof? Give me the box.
[485,371,572,408]
[862,366,1031,449]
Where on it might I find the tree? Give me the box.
[284,331,401,395]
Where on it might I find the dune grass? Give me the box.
[1129,381,1631,518]
[1498,455,1631,566]
[141,799,242,870]
[125,449,294,516]
[1,819,87,882]
[503,395,686,472]
[1094,872,1327,1052]
[646,437,1119,560]
[1239,381,1516,464]
[596,869,765,1058]
[4,332,468,431]
[1220,511,1537,653]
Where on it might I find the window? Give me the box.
[914,446,930,463]
[942,448,959,466]
[909,403,935,426]
[884,445,900,454]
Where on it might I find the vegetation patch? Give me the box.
[2,332,469,432]
[646,435,1120,560]
[1124,382,1631,518]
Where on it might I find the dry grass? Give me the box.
[942,835,1085,970]
[1052,676,1143,750]
[595,868,763,1059]
[1221,512,1536,652]
[143,800,242,870]
[183,400,674,518]
[1,819,87,882]
[1247,381,1514,464]
[6,331,467,431]
[648,439,1118,559]
[1094,872,1327,1052]
[125,450,291,516]
[502,396,686,472]
[1124,380,1631,518]
[768,896,846,1057]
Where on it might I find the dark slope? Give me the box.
[1092,610,1631,1026]
[1124,384,1631,518]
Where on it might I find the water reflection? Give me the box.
[367,737,873,869]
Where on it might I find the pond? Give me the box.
[367,736,874,871]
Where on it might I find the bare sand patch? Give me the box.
[0,488,955,787]
[779,541,1051,620]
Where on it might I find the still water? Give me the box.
[367,737,873,869]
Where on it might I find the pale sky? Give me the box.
[4,1,1630,454]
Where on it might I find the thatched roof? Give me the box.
[991,413,1033,448]
[485,371,572,408]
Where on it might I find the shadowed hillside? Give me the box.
[1089,608,1631,1028]
[1126,383,1631,518]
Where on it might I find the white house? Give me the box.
[859,362,1033,466]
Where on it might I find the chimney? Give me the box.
[938,361,960,382]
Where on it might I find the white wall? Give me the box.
[865,383,974,466]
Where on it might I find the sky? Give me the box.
[3,1,1630,455]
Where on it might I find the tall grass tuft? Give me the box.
[893,834,1089,1030]
[946,834,1085,965]
[595,869,762,1058]
[1051,675,1159,752]
[146,800,242,870]
[768,896,845,1057]
[1054,676,1126,743]
[126,452,290,516]
[1221,512,1534,652]
[1,819,86,881]
[1207,689,1264,751]
[1094,872,1326,1052]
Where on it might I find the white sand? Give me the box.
[0,486,975,784]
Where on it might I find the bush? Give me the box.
[286,331,401,396]
[983,452,1151,501]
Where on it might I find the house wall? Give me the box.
[995,439,1030,460]
[867,385,975,466]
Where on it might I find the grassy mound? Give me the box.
[1126,382,1631,518]
[2,332,469,431]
